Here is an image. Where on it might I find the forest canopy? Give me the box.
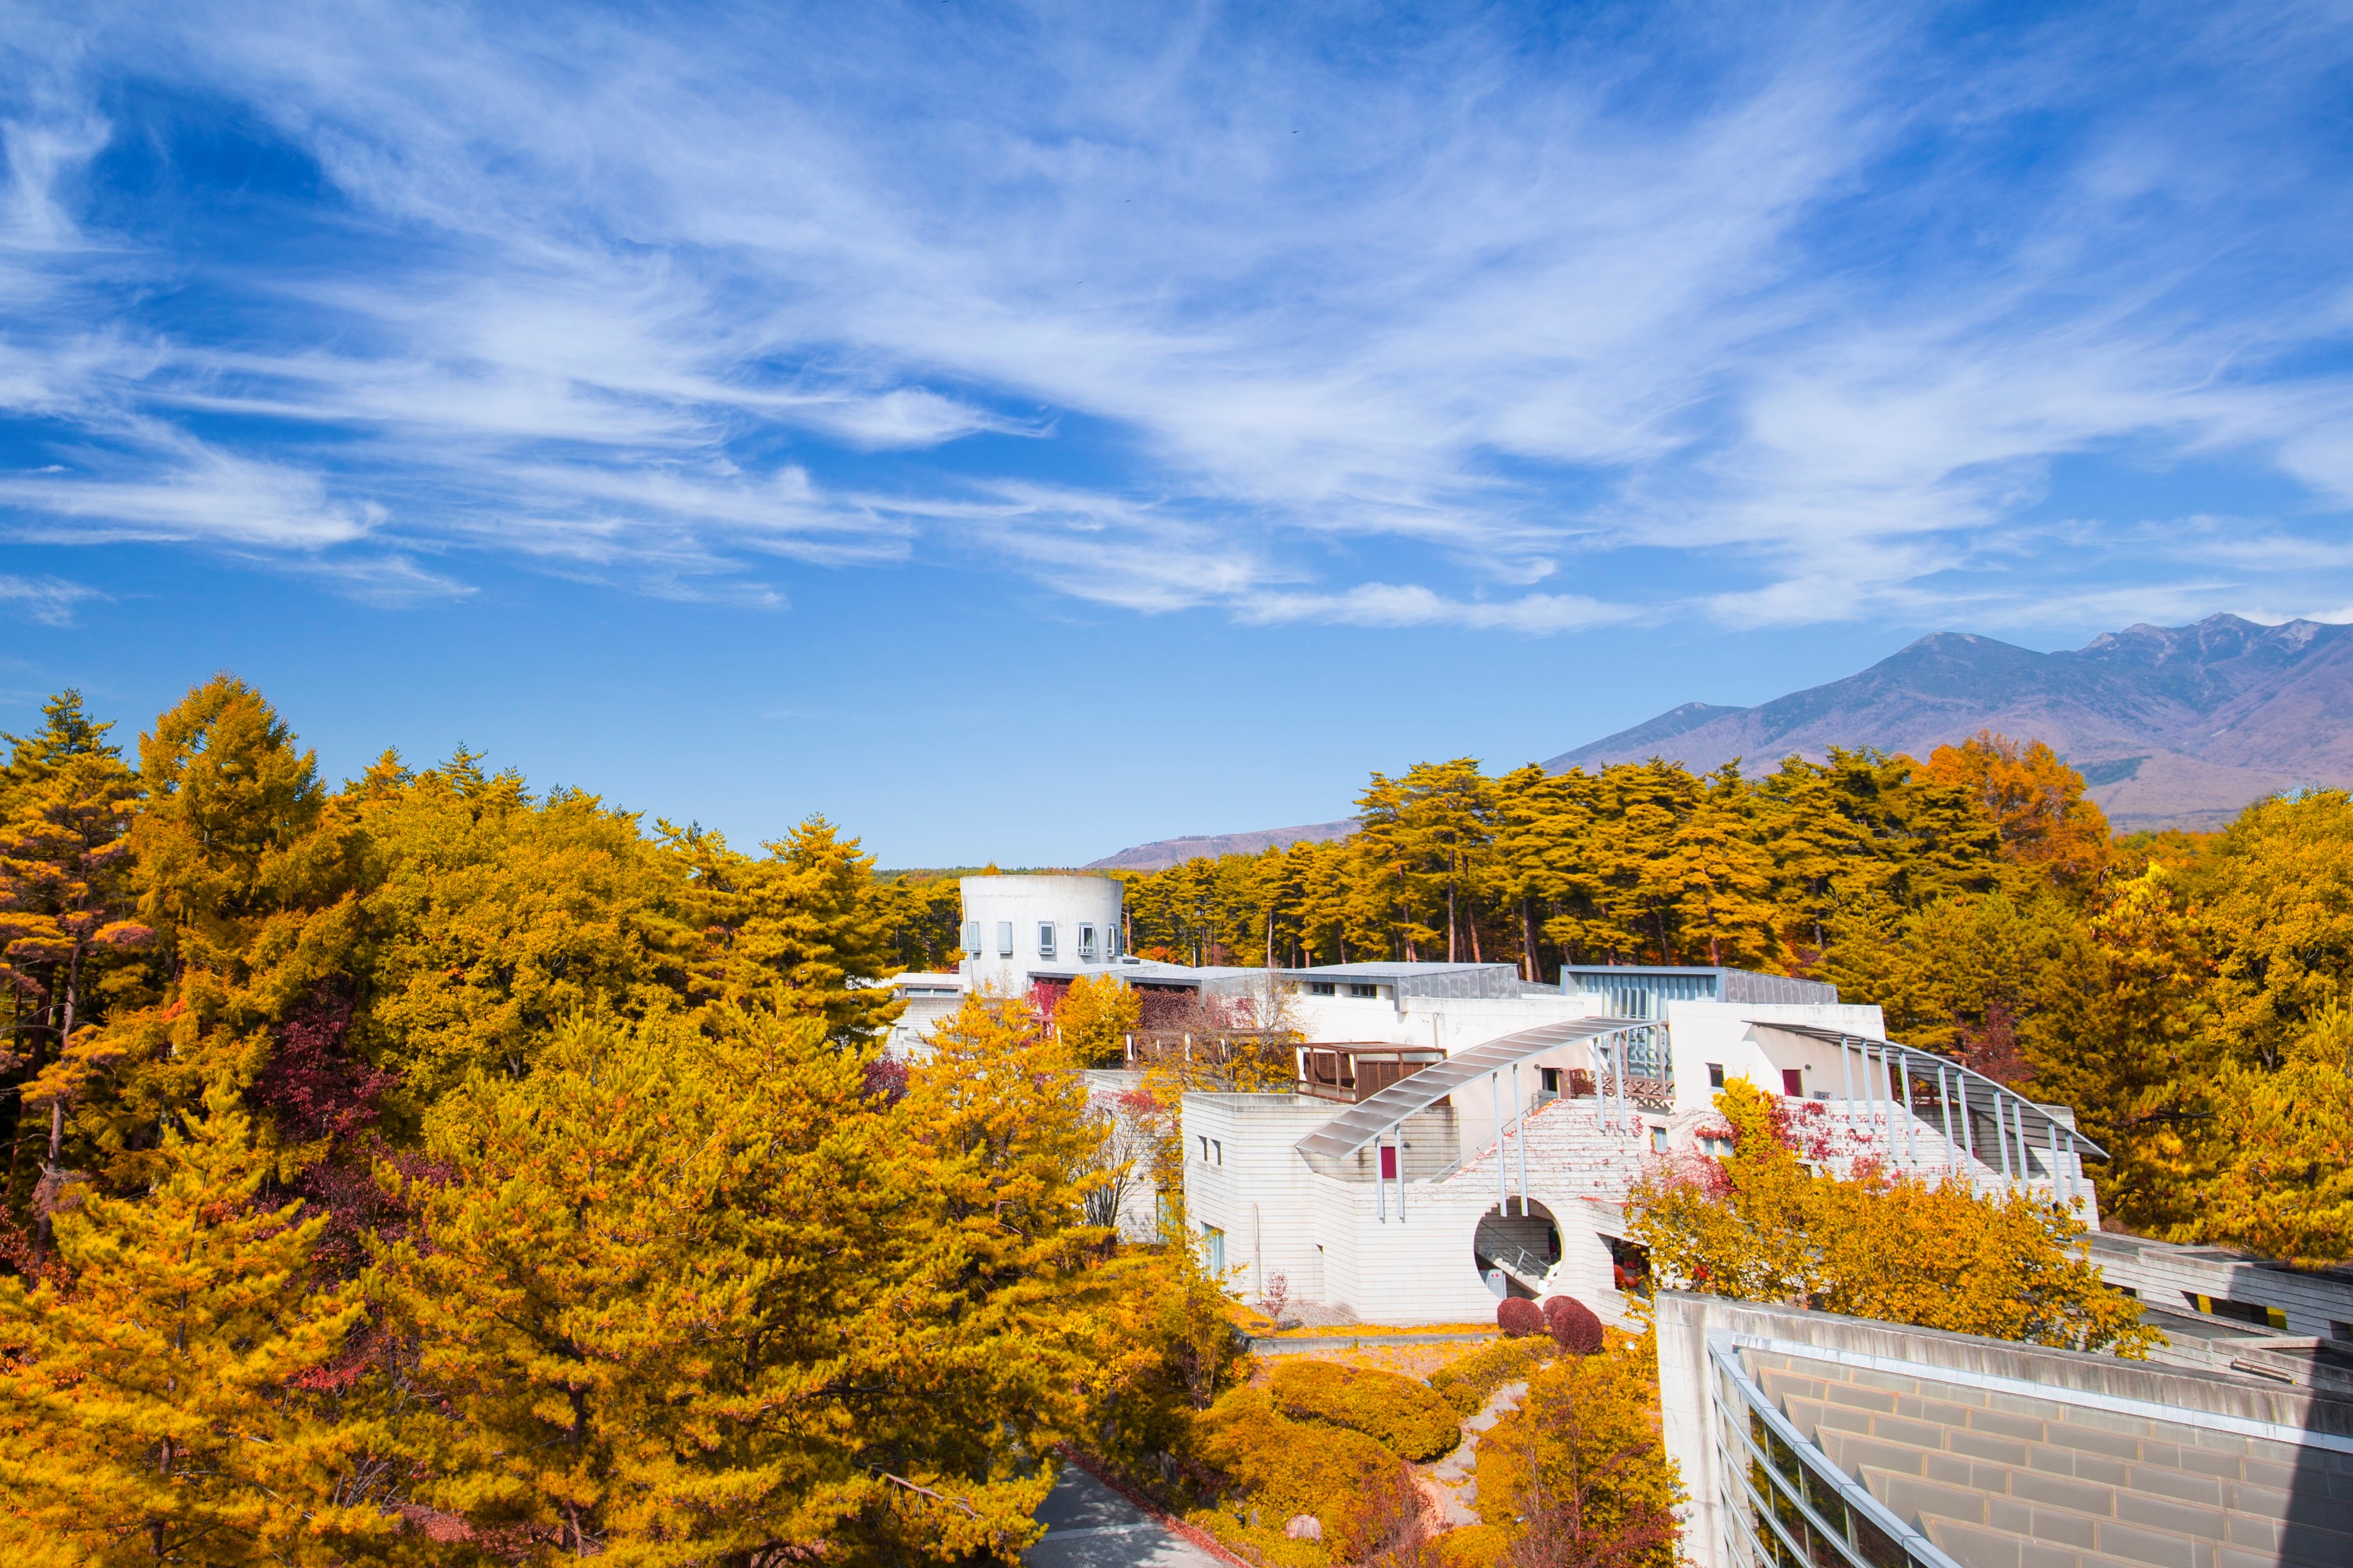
[3,681,2350,1563]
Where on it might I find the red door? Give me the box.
[1782,1069,1804,1098]
[1379,1144,1398,1179]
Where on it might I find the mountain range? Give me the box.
[1085,614,2353,867]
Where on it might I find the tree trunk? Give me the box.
[33,948,78,1263]
[1522,897,1540,983]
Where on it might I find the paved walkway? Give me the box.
[1024,1465,1226,1568]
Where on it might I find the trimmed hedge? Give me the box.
[1427,1336,1552,1418]
[1267,1359,1463,1463]
[1496,1297,1545,1336]
[1194,1386,1409,1559]
[1541,1294,1604,1354]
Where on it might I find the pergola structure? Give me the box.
[1755,1022,2107,1208]
[1291,1016,1655,1223]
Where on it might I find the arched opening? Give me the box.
[1473,1199,1561,1300]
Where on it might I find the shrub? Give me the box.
[1267,1358,1461,1463]
[1194,1387,1410,1558]
[1541,1294,1604,1354]
[1436,1522,1510,1568]
[1427,1336,1552,1418]
[1496,1296,1545,1336]
[1476,1339,1683,1568]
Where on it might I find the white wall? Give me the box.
[958,874,1124,995]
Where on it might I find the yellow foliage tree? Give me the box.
[1474,1333,1682,1568]
[0,1084,387,1565]
[2190,1002,2353,1266]
[1056,971,1141,1068]
[1629,1079,2155,1355]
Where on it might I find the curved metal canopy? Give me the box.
[1292,1017,1650,1163]
[1752,1021,2108,1160]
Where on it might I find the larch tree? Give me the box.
[2189,1002,2353,1267]
[0,692,150,1247]
[372,1008,907,1564]
[0,1083,390,1565]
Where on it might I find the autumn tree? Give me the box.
[1478,1334,1682,1568]
[0,1084,390,1564]
[1056,971,1141,1067]
[0,692,150,1240]
[1629,1079,2154,1355]
[372,1007,929,1562]
[2188,1002,2353,1266]
[1920,730,2112,892]
[669,814,904,1041]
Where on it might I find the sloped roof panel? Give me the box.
[1292,1017,1652,1162]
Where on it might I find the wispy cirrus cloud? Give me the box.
[0,571,98,625]
[0,1,2351,630]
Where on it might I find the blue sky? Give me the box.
[6,2,2353,865]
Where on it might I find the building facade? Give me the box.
[1657,1291,2353,1568]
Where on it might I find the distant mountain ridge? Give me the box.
[1081,819,1358,872]
[1545,614,2353,833]
[1083,615,2353,864]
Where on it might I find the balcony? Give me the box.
[1296,1046,1446,1105]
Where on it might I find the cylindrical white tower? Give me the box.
[960,874,1125,995]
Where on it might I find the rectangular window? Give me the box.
[1198,1135,1210,1162]
[1346,983,1378,998]
[1078,923,1096,961]
[1707,1062,1726,1089]
[1652,1127,1669,1153]
[1199,1225,1225,1274]
[995,921,1014,957]
[1541,1067,1560,1093]
[1782,1068,1804,1098]
[1307,981,1335,996]
[1037,921,1056,959]
[963,920,980,954]
[1212,1138,1223,1165]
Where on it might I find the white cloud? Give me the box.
[1,2,2351,632]
[0,571,97,625]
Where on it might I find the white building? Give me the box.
[957,873,1127,996]
[1181,963,2109,1327]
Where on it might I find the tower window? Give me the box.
[1037,922,1056,959]
[1078,923,1097,961]
[995,922,1014,957]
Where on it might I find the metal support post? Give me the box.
[1897,1051,1916,1165]
[1393,1119,1406,1219]
[1937,1066,1957,1174]
[1993,1095,2013,1185]
[2050,1122,2066,1208]
[1376,1130,1388,1221]
[2018,1106,2036,1194]
[1512,1062,1528,1213]
[1863,1042,1880,1152]
[1840,1037,1856,1134]
[1491,1071,1508,1216]
[1615,1034,1630,1131]
[1957,1074,1976,1176]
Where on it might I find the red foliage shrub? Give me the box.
[1540,1294,1604,1355]
[1496,1297,1545,1337]
[249,995,398,1146]
[862,1054,909,1105]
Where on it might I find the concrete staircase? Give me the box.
[1749,1348,2353,1568]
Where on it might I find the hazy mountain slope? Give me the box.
[1545,615,2351,832]
[1081,819,1358,872]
